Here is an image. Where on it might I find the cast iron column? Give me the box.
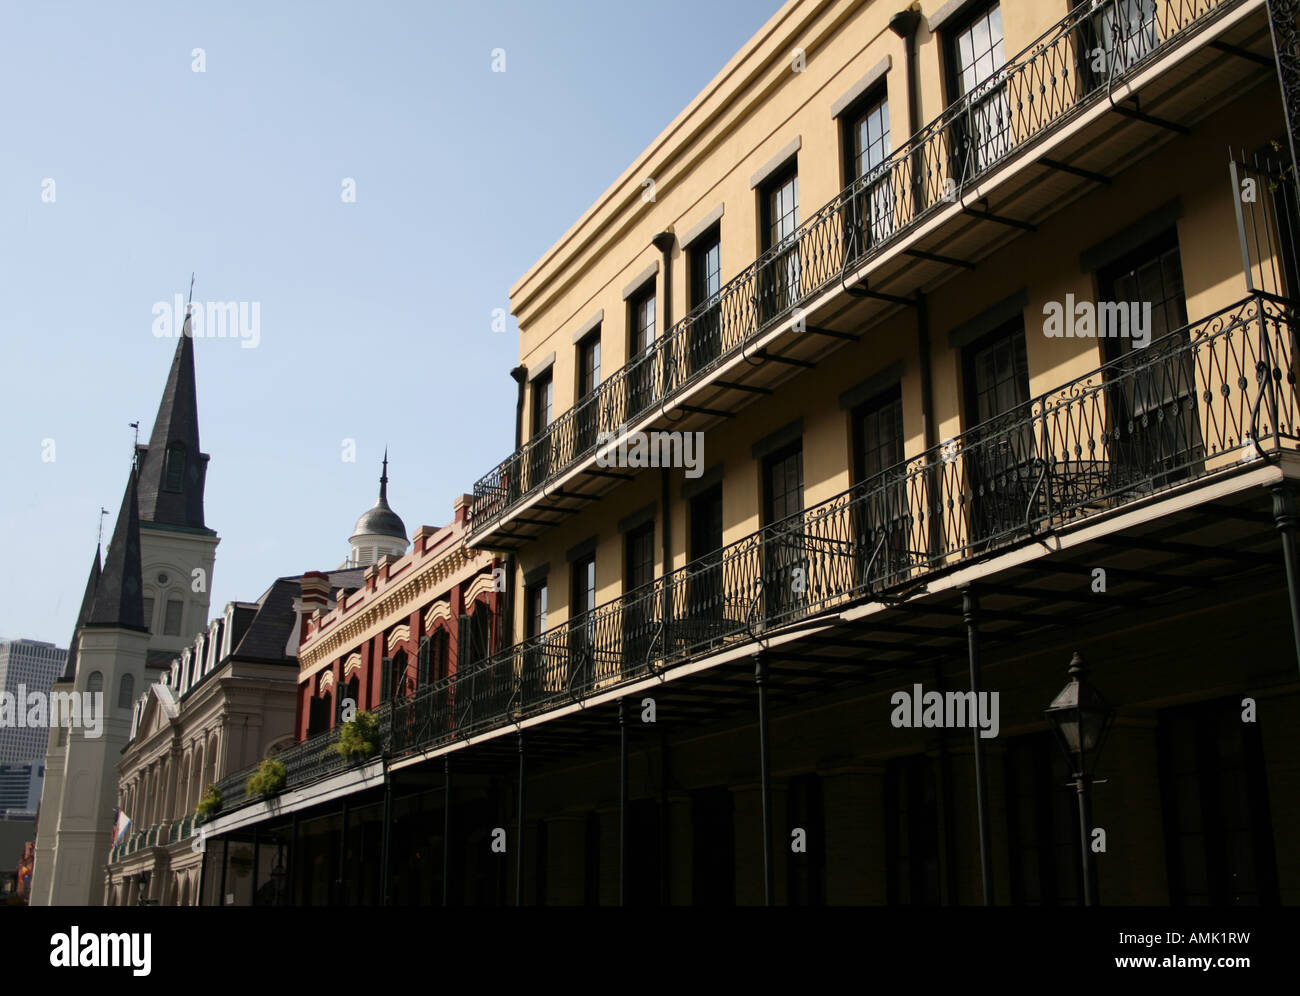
[442,756,451,906]
[337,798,349,905]
[1273,483,1300,677]
[379,770,393,905]
[962,587,994,905]
[1269,0,1300,206]
[619,697,628,906]
[516,731,526,906]
[754,650,774,906]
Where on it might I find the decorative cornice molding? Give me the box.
[300,543,492,676]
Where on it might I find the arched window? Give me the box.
[86,671,103,694]
[164,442,187,492]
[118,673,135,709]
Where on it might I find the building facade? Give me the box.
[202,0,1300,905]
[103,570,358,906]
[31,316,220,906]
[0,640,67,766]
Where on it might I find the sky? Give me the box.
[0,0,778,646]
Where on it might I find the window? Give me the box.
[688,228,722,373]
[86,671,103,694]
[685,484,725,647]
[760,165,800,322]
[163,599,184,636]
[1004,732,1085,905]
[963,318,1034,543]
[163,442,186,492]
[576,328,601,454]
[787,773,826,905]
[527,371,553,489]
[141,596,154,633]
[430,629,449,683]
[628,283,658,418]
[852,387,910,587]
[947,2,1009,178]
[762,441,806,621]
[1098,230,1200,487]
[1158,697,1279,905]
[1078,0,1160,92]
[843,92,894,255]
[522,579,548,697]
[118,673,135,710]
[885,755,942,905]
[692,787,735,905]
[568,554,597,688]
[623,522,657,670]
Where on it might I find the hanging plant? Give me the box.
[195,784,222,822]
[245,758,287,797]
[332,710,380,761]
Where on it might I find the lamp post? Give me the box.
[1044,652,1113,907]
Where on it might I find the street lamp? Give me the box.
[1044,651,1113,906]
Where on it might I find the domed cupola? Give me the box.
[349,450,408,567]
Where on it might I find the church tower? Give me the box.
[347,451,408,567]
[32,313,220,905]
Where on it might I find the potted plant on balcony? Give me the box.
[245,757,287,798]
[195,784,222,823]
[332,710,380,763]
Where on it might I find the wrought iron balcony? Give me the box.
[468,0,1245,539]
[202,293,1297,822]
[411,293,1300,754]
[209,702,392,818]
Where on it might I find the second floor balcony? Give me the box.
[209,290,1300,817]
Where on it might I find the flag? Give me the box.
[110,808,132,847]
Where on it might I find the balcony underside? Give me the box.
[472,1,1276,550]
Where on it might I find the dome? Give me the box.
[349,451,407,544]
[352,501,406,540]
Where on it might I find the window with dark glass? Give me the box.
[1078,0,1160,92]
[568,555,597,688]
[141,596,154,633]
[843,91,894,254]
[622,522,656,672]
[117,673,135,710]
[525,581,548,639]
[522,578,548,696]
[885,754,942,905]
[163,442,186,492]
[962,318,1033,542]
[1097,230,1201,486]
[852,387,909,586]
[760,164,800,322]
[762,441,806,620]
[576,329,601,453]
[431,629,449,682]
[686,484,725,642]
[946,2,1009,178]
[1158,697,1279,906]
[1004,732,1085,905]
[528,371,553,489]
[628,283,658,417]
[688,227,722,373]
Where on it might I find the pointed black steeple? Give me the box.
[350,450,407,541]
[137,309,209,529]
[87,465,146,631]
[60,547,102,681]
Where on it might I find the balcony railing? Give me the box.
[204,293,1297,820]
[414,293,1300,751]
[469,0,1240,536]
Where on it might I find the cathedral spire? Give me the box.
[380,447,389,504]
[136,303,209,530]
[60,546,102,681]
[87,464,146,632]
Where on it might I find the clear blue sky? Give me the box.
[0,0,777,646]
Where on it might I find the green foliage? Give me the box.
[245,758,287,797]
[333,710,380,760]
[195,784,222,821]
